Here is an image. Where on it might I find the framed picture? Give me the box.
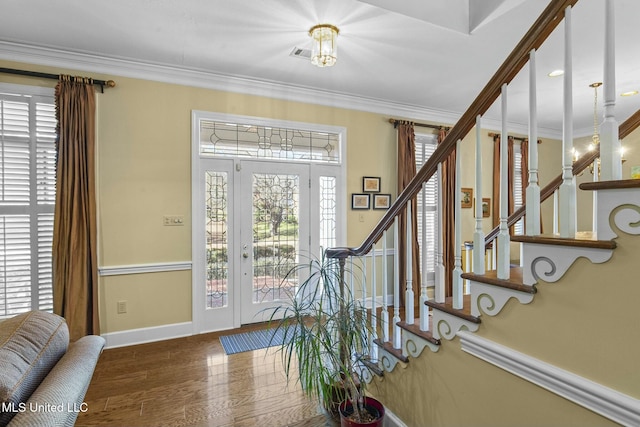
[362,176,381,193]
[461,188,473,208]
[482,198,491,218]
[351,193,370,210]
[373,194,391,210]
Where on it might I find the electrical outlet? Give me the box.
[163,215,185,226]
[117,300,127,314]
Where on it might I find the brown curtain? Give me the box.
[492,136,529,233]
[397,123,421,307]
[438,128,455,297]
[53,75,99,340]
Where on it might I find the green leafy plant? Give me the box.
[266,252,380,422]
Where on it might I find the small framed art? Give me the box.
[373,194,391,210]
[351,194,370,209]
[362,176,381,193]
[461,187,473,208]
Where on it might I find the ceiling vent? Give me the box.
[289,47,311,60]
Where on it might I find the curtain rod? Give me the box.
[0,67,116,93]
[388,118,449,131]
[488,132,533,143]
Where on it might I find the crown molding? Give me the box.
[0,41,562,139]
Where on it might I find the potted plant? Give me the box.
[267,252,385,426]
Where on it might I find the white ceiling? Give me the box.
[1,0,638,138]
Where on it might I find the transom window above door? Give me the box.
[198,120,341,164]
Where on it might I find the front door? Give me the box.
[239,161,309,323]
[196,159,309,331]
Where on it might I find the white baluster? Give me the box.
[453,139,464,309]
[393,219,401,349]
[370,245,378,361]
[435,163,445,304]
[526,49,541,236]
[405,202,415,324]
[473,115,486,276]
[600,0,621,181]
[553,190,559,235]
[497,85,511,280]
[381,230,389,342]
[559,5,576,238]
[420,181,429,331]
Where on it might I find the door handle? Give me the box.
[242,252,249,258]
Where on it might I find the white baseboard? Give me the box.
[458,331,640,426]
[102,321,193,349]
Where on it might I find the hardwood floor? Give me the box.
[76,324,339,427]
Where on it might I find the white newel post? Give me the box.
[452,139,464,309]
[473,115,485,276]
[381,230,389,343]
[435,163,445,304]
[497,85,511,280]
[393,219,401,349]
[600,0,621,181]
[559,5,576,238]
[405,202,414,324]
[526,49,541,236]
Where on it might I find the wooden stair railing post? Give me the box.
[420,183,430,331]
[473,115,486,275]
[405,201,415,324]
[600,0,622,182]
[453,139,464,309]
[497,84,511,280]
[435,162,445,304]
[370,243,378,361]
[559,5,576,238]
[526,48,541,236]
[381,230,390,342]
[392,218,401,349]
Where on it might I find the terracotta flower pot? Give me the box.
[339,397,385,427]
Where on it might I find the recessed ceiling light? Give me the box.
[548,69,564,77]
[621,90,638,97]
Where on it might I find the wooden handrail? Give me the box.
[620,109,640,139]
[484,108,640,247]
[326,0,579,259]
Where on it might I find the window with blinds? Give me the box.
[513,142,524,235]
[415,133,438,284]
[0,86,56,318]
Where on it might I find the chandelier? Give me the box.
[309,24,339,67]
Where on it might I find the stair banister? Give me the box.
[484,106,640,249]
[600,0,622,181]
[325,0,579,261]
[526,48,541,236]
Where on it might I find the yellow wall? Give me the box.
[0,60,397,334]
[372,228,640,426]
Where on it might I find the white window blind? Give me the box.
[513,142,524,235]
[0,87,56,318]
[415,133,438,284]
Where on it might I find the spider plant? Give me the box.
[266,251,381,423]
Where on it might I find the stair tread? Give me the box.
[462,267,536,294]
[580,178,640,191]
[510,232,616,249]
[397,319,441,345]
[373,339,409,363]
[424,295,481,324]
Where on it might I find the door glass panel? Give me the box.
[252,173,299,303]
[205,171,228,309]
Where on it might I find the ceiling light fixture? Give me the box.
[309,24,339,67]
[548,69,564,77]
[621,90,638,97]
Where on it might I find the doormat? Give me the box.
[219,328,289,355]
